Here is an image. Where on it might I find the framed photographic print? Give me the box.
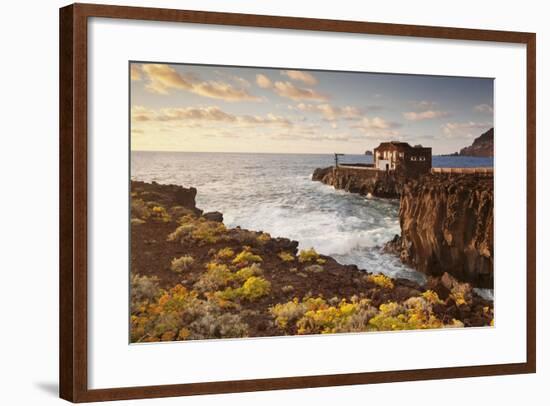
[59,3,536,402]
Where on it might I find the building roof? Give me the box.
[375,141,412,150]
[374,141,432,151]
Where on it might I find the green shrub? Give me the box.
[170,255,194,273]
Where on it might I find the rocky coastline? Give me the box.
[312,166,405,198]
[312,168,494,289]
[130,180,493,342]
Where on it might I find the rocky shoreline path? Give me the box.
[130,180,493,343]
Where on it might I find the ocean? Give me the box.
[131,152,494,289]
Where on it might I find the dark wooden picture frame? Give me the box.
[59,3,536,402]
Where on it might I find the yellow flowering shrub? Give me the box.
[451,291,467,306]
[193,262,235,292]
[232,248,263,265]
[270,297,376,334]
[422,289,443,304]
[298,248,320,263]
[235,263,263,281]
[278,251,295,262]
[256,232,271,244]
[167,216,227,246]
[367,273,394,290]
[241,276,271,300]
[214,276,271,302]
[215,247,235,260]
[270,297,326,330]
[150,206,171,222]
[367,297,462,331]
[368,302,410,330]
[131,284,248,342]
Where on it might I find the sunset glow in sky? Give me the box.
[130,62,494,155]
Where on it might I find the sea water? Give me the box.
[131,152,494,289]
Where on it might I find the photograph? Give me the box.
[129,61,494,343]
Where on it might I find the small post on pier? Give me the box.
[334,153,344,168]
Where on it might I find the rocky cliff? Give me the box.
[459,128,494,157]
[312,166,405,198]
[386,174,493,288]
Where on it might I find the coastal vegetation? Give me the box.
[130,180,494,342]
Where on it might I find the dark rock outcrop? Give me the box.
[387,174,493,288]
[459,128,494,157]
[203,211,223,222]
[132,180,202,215]
[312,166,405,198]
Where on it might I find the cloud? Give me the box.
[474,104,494,114]
[131,105,291,128]
[403,110,450,121]
[356,117,401,130]
[256,74,273,89]
[140,64,261,102]
[294,103,360,121]
[131,65,142,81]
[256,73,327,101]
[141,64,194,94]
[239,113,292,127]
[214,71,251,88]
[281,70,318,86]
[271,126,353,142]
[190,81,261,102]
[411,100,438,109]
[442,121,492,137]
[351,116,402,138]
[272,81,328,101]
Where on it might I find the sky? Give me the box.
[130,62,494,155]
